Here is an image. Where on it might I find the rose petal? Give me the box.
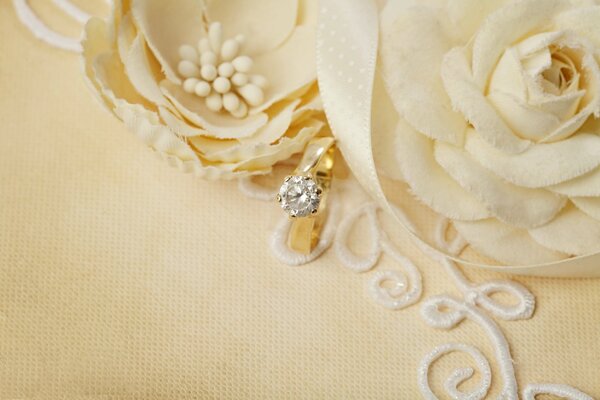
[160,80,269,139]
[372,75,402,181]
[541,52,600,142]
[445,0,510,43]
[465,129,600,188]
[534,90,585,122]
[206,0,298,56]
[572,197,600,221]
[549,167,600,197]
[487,91,562,141]
[541,101,596,142]
[442,47,531,153]
[488,47,527,101]
[554,6,600,47]
[516,31,564,58]
[380,2,467,145]
[391,120,490,221]
[131,0,207,84]
[434,142,566,228]
[454,219,569,265]
[529,205,600,256]
[250,26,317,113]
[471,0,569,88]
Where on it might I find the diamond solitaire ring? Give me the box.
[277,137,336,254]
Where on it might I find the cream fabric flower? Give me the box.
[378,0,600,265]
[82,0,322,179]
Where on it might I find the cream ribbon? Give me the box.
[316,0,600,277]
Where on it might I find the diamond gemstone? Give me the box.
[278,175,321,217]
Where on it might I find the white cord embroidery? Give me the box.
[420,295,520,399]
[239,177,594,398]
[334,203,382,272]
[442,258,535,321]
[418,219,591,400]
[12,0,109,53]
[522,384,595,400]
[333,202,421,309]
[417,342,492,400]
[51,0,91,24]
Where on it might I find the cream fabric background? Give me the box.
[1,2,600,398]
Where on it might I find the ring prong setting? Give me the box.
[277,175,322,218]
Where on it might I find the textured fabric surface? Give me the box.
[1,2,600,398]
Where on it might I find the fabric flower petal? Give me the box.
[159,107,207,137]
[160,81,269,139]
[226,119,322,169]
[205,0,298,56]
[116,13,136,63]
[464,130,600,188]
[131,0,207,84]
[123,34,169,106]
[250,26,317,113]
[93,53,199,163]
[380,2,467,145]
[454,219,569,265]
[82,18,115,109]
[434,142,566,228]
[529,205,600,256]
[392,120,490,221]
[240,100,301,146]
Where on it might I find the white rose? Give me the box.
[378,0,600,265]
[82,0,323,179]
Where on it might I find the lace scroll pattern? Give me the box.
[240,174,595,399]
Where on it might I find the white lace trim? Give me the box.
[238,175,594,399]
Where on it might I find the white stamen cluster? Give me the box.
[177,22,268,119]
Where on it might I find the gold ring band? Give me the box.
[277,137,336,254]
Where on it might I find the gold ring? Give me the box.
[277,137,336,254]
